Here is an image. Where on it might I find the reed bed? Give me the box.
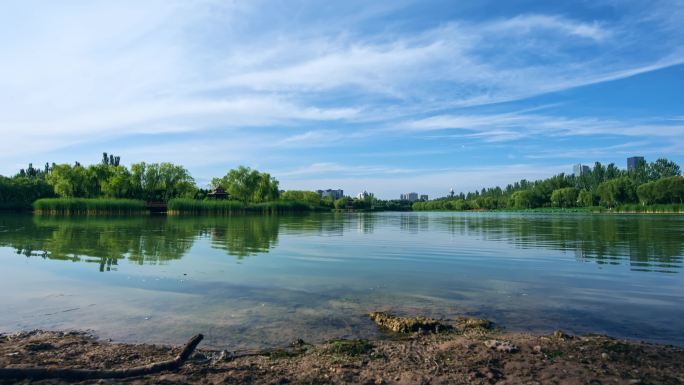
[611,204,684,213]
[167,198,314,215]
[33,198,147,215]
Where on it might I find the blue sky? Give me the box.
[1,0,683,199]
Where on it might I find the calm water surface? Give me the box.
[0,212,683,348]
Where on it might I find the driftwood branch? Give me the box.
[0,333,203,380]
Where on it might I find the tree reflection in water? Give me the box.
[0,213,682,273]
[432,214,684,273]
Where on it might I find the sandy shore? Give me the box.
[2,322,683,385]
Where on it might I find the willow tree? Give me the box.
[212,166,280,203]
[130,162,196,202]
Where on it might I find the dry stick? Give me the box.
[0,334,203,380]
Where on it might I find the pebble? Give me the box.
[601,352,610,360]
[216,350,232,362]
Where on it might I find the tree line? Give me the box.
[3,154,681,212]
[1,154,382,211]
[413,158,683,211]
[0,154,282,209]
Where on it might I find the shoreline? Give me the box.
[2,324,683,384]
[2,209,684,216]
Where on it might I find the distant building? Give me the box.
[357,190,371,200]
[573,163,590,176]
[627,156,645,171]
[420,194,428,201]
[317,189,344,200]
[400,192,419,202]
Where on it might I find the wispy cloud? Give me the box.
[0,0,682,196]
[398,113,684,142]
[278,163,417,177]
[484,14,610,41]
[524,141,654,160]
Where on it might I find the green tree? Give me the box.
[212,166,279,203]
[0,176,54,209]
[281,190,322,206]
[597,177,637,208]
[47,163,97,198]
[648,158,681,180]
[100,166,132,198]
[334,197,351,209]
[253,171,280,202]
[511,190,535,209]
[577,189,595,207]
[130,162,196,201]
[550,187,578,208]
[627,158,649,185]
[638,176,684,204]
[605,163,622,180]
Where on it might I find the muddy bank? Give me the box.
[2,323,683,385]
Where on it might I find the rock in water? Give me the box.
[456,317,492,330]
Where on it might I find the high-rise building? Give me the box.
[400,192,419,202]
[317,189,344,200]
[573,163,590,176]
[419,194,428,201]
[627,156,645,171]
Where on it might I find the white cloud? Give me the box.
[398,113,684,141]
[484,14,610,41]
[0,1,682,181]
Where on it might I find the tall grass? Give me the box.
[613,204,684,213]
[167,198,315,215]
[33,198,147,215]
[593,204,684,214]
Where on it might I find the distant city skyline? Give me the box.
[1,1,683,199]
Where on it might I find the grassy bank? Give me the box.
[33,198,147,215]
[167,198,318,215]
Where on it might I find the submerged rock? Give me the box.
[456,317,492,330]
[369,312,453,333]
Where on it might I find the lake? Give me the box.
[0,212,682,349]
